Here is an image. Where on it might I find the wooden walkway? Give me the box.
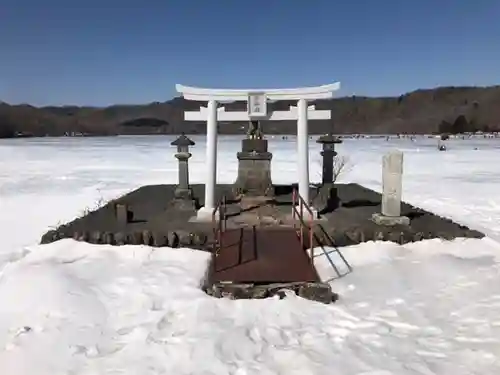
[209,226,320,284]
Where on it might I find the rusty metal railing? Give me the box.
[292,189,315,262]
[291,188,352,280]
[314,224,353,278]
[212,196,227,260]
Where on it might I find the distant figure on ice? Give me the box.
[438,140,447,151]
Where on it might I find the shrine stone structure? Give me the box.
[175,82,341,220]
[233,131,274,198]
[170,133,196,211]
[38,82,488,303]
[316,134,343,185]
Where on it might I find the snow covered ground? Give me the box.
[0,135,499,374]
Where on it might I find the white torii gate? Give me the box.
[175,82,341,220]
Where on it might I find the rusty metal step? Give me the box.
[209,226,319,284]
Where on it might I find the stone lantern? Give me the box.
[316,133,343,185]
[171,133,195,202]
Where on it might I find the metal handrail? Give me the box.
[292,188,352,279]
[292,189,314,219]
[211,196,227,258]
[315,224,353,274]
[291,189,315,261]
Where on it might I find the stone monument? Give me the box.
[316,133,343,185]
[372,151,410,226]
[171,133,196,210]
[233,120,274,197]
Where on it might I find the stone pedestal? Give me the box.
[372,212,409,226]
[192,206,215,222]
[233,139,274,197]
[171,196,196,211]
[174,151,193,199]
[372,151,410,226]
[115,203,132,225]
[241,139,268,153]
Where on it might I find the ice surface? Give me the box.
[0,135,499,374]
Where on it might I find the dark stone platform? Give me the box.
[40,183,484,249]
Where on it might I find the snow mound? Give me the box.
[0,240,211,375]
[0,238,499,374]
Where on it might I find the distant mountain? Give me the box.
[1,85,499,138]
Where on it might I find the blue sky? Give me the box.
[1,0,499,106]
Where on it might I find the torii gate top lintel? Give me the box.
[175,82,340,102]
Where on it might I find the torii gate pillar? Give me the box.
[203,99,218,217]
[297,98,310,210]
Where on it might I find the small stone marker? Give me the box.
[372,151,410,226]
[115,203,129,225]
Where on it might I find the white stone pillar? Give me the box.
[297,98,311,208]
[372,151,410,226]
[197,99,218,220]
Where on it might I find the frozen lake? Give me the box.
[0,135,499,374]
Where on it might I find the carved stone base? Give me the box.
[372,213,410,226]
[174,187,193,200]
[233,151,273,197]
[241,139,268,153]
[205,281,338,304]
[191,206,215,222]
[171,197,196,211]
